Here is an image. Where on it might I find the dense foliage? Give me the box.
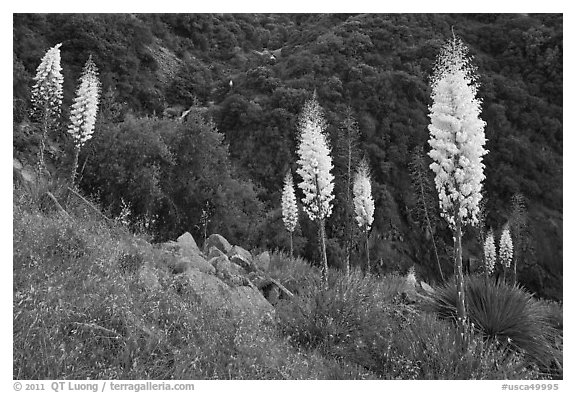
[13,13,562,299]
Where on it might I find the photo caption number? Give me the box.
[25,384,45,391]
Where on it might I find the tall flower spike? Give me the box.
[296,93,335,222]
[30,43,64,122]
[428,37,488,228]
[296,93,334,282]
[499,224,513,269]
[68,55,101,148]
[30,43,64,171]
[353,158,374,231]
[428,35,488,340]
[282,170,298,233]
[484,229,496,275]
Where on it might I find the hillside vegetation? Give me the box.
[13,185,562,379]
[13,14,561,301]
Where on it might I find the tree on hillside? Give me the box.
[509,193,528,285]
[68,55,101,185]
[428,35,488,341]
[334,107,361,275]
[281,169,299,257]
[30,43,64,173]
[353,157,375,273]
[409,146,445,281]
[296,93,335,283]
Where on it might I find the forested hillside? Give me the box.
[13,13,563,300]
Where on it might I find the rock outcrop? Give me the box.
[204,234,232,255]
[254,251,271,272]
[131,231,300,324]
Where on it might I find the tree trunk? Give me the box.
[319,218,328,284]
[454,213,467,347]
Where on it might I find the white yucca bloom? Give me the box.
[282,170,298,233]
[68,55,101,148]
[30,43,64,121]
[499,225,513,269]
[353,158,374,231]
[428,37,488,228]
[484,229,496,275]
[296,94,335,221]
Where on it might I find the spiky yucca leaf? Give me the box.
[426,275,558,370]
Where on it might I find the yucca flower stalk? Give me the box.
[499,224,513,281]
[353,158,374,273]
[68,55,101,185]
[428,34,488,341]
[484,229,496,279]
[281,170,299,257]
[30,43,64,173]
[296,92,335,283]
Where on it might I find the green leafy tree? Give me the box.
[334,107,361,275]
[509,193,528,285]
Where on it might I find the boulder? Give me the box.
[207,246,225,260]
[180,269,274,323]
[247,272,295,304]
[170,253,215,275]
[230,253,257,273]
[176,232,200,255]
[204,234,232,255]
[254,251,271,271]
[211,254,245,278]
[228,245,253,262]
[230,286,275,321]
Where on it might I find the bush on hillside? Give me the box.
[270,254,541,379]
[425,274,560,375]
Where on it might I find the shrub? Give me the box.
[425,274,559,373]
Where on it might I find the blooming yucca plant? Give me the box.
[499,224,513,280]
[296,92,335,283]
[281,170,299,257]
[30,43,64,172]
[68,55,101,185]
[353,158,374,272]
[427,35,488,336]
[484,229,496,278]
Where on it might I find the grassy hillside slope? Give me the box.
[13,183,562,380]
